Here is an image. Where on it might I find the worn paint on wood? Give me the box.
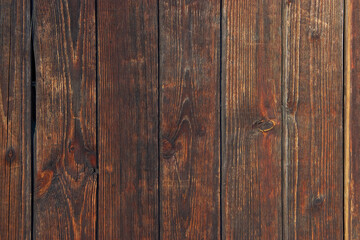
[159,0,221,239]
[97,1,159,239]
[0,0,32,239]
[222,1,283,239]
[282,0,344,239]
[33,0,97,238]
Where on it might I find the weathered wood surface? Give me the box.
[222,1,283,239]
[159,0,221,239]
[283,0,344,239]
[345,0,360,239]
[97,0,159,239]
[0,0,32,239]
[0,1,355,239]
[33,0,97,238]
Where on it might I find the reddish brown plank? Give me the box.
[345,0,360,239]
[222,1,283,239]
[159,1,220,239]
[0,0,32,239]
[97,1,159,239]
[33,0,97,238]
[283,0,344,239]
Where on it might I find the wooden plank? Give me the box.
[97,1,159,239]
[282,0,344,239]
[222,1,283,239]
[159,1,220,239]
[345,0,360,239]
[33,0,97,238]
[0,0,32,239]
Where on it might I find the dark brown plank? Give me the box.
[345,0,360,239]
[222,1,282,239]
[282,1,344,239]
[0,0,32,239]
[97,1,159,239]
[159,1,220,239]
[33,0,97,238]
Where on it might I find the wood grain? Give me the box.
[33,0,97,238]
[0,0,32,239]
[282,0,344,239]
[159,1,220,239]
[222,1,283,239]
[345,0,360,239]
[97,1,159,239]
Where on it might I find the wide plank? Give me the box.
[33,0,97,238]
[222,1,283,239]
[159,1,221,239]
[345,0,360,239]
[97,1,159,239]
[282,0,344,239]
[0,0,32,239]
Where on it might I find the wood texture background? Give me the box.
[222,1,282,238]
[97,0,159,239]
[283,0,344,239]
[159,1,220,239]
[0,0,357,239]
[33,0,97,238]
[0,0,31,239]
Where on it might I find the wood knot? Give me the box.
[162,138,182,159]
[68,142,75,153]
[5,147,15,163]
[312,196,325,208]
[196,126,206,137]
[252,119,275,132]
[310,29,321,40]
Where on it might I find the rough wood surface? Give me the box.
[33,0,97,238]
[282,1,344,239]
[345,0,360,239]
[0,0,32,239]
[97,1,159,239]
[222,1,283,239]
[159,1,221,239]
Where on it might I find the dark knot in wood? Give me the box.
[312,196,325,208]
[252,119,275,132]
[5,147,15,163]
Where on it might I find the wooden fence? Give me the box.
[0,0,358,239]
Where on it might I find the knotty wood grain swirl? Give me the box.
[160,1,221,239]
[33,0,97,238]
[222,1,283,239]
[97,1,159,239]
[283,1,343,239]
[0,0,31,239]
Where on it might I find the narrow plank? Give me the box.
[159,1,220,239]
[33,0,97,238]
[345,0,360,239]
[97,1,159,239]
[282,0,344,239]
[222,1,283,239]
[0,0,32,239]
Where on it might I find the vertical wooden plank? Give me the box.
[345,0,360,239]
[0,0,31,239]
[33,0,97,238]
[159,1,220,239]
[222,1,282,239]
[97,1,159,239]
[283,0,344,239]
